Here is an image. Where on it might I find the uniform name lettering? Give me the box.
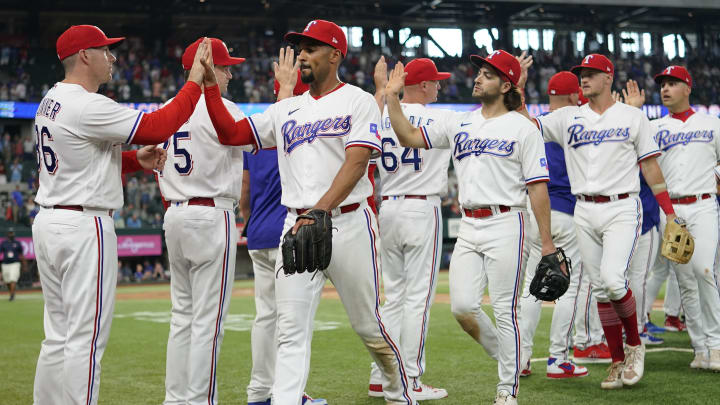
[282,115,352,153]
[566,124,630,148]
[655,129,714,151]
[453,132,515,160]
[36,98,62,121]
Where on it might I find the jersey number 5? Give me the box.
[161,131,194,176]
[381,137,422,172]
[35,125,58,175]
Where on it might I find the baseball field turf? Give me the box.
[1,272,717,404]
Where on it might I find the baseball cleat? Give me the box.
[573,343,612,364]
[664,315,686,332]
[368,383,384,398]
[493,390,518,405]
[546,357,588,378]
[639,332,664,345]
[621,343,645,385]
[302,393,328,404]
[645,320,666,334]
[709,349,720,372]
[520,359,531,377]
[411,378,448,400]
[601,362,624,389]
[691,350,709,369]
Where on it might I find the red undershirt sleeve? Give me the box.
[130,82,202,145]
[121,150,144,173]
[204,84,257,147]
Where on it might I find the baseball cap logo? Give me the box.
[488,50,501,59]
[508,69,514,76]
[304,20,317,32]
[584,55,593,64]
[666,66,674,74]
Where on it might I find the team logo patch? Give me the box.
[655,129,714,151]
[370,123,380,140]
[540,157,548,169]
[282,115,352,153]
[566,124,630,148]
[453,132,515,160]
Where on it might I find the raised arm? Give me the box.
[274,46,300,102]
[385,62,427,149]
[373,56,388,113]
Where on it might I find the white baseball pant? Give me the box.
[627,227,659,330]
[33,207,118,405]
[573,275,604,350]
[645,254,682,318]
[163,201,237,405]
[247,247,324,402]
[272,205,415,405]
[520,209,584,362]
[660,199,720,352]
[369,196,442,387]
[450,210,528,397]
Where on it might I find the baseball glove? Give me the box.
[281,209,332,275]
[661,217,694,264]
[529,248,571,301]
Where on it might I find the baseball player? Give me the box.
[366,57,451,400]
[645,259,684,332]
[242,62,325,405]
[648,65,720,370]
[1,227,26,301]
[385,50,559,405]
[203,20,415,405]
[158,37,251,405]
[32,25,210,405]
[528,54,676,389]
[518,71,588,379]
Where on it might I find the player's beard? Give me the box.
[475,86,502,105]
[300,68,315,84]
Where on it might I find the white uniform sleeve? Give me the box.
[78,94,144,144]
[419,111,454,149]
[224,100,254,153]
[714,117,720,163]
[535,109,567,144]
[246,102,277,149]
[714,165,720,181]
[635,114,661,162]
[521,124,550,184]
[345,94,382,155]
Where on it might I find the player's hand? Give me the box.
[385,62,406,97]
[611,90,623,103]
[292,216,315,234]
[374,56,389,91]
[622,79,645,108]
[274,46,300,97]
[194,38,217,88]
[515,51,533,89]
[666,213,678,224]
[136,145,167,171]
[542,242,568,276]
[188,38,212,86]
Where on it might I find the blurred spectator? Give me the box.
[10,157,22,183]
[126,212,142,228]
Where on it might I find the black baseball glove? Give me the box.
[529,247,571,301]
[281,209,332,275]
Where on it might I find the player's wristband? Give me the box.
[121,150,143,173]
[655,190,675,216]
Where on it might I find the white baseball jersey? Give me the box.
[157,95,251,201]
[34,82,143,209]
[378,103,452,196]
[652,112,720,197]
[421,109,548,208]
[536,102,660,196]
[247,83,381,209]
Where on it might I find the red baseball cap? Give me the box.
[470,50,521,86]
[182,38,245,70]
[284,20,347,57]
[571,54,614,76]
[274,70,310,96]
[547,71,580,95]
[56,25,125,61]
[404,58,451,86]
[577,89,589,106]
[654,65,692,88]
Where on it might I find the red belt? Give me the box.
[670,193,712,204]
[463,205,511,218]
[188,197,215,207]
[577,193,629,203]
[53,205,113,216]
[381,195,427,201]
[290,203,360,217]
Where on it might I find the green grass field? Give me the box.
[1,272,718,404]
